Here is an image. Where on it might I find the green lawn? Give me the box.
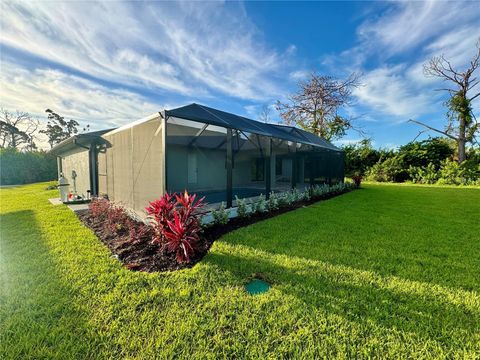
[1,183,479,359]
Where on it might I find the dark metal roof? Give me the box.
[50,128,115,155]
[166,103,341,152]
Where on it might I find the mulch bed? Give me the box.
[77,188,355,273]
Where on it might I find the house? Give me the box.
[51,103,344,213]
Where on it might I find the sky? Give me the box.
[1,0,479,149]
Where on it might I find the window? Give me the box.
[251,158,265,181]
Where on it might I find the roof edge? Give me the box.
[103,112,163,137]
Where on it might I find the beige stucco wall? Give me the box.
[61,150,90,198]
[100,115,165,214]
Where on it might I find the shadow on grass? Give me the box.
[205,243,479,348]
[0,210,101,359]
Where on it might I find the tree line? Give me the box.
[0,109,85,185]
[343,137,479,186]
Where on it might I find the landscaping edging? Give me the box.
[77,187,356,273]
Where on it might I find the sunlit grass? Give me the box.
[1,182,479,358]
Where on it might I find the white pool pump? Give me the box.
[58,173,70,202]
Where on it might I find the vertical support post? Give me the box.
[57,156,63,177]
[291,144,297,189]
[89,142,99,196]
[309,154,314,186]
[226,128,233,208]
[265,138,272,199]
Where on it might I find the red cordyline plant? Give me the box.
[146,191,205,263]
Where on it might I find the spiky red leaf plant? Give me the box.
[145,192,176,243]
[147,191,206,263]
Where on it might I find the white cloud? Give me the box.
[353,65,437,119]
[0,1,288,101]
[0,60,165,134]
[334,1,480,121]
[358,1,479,57]
[289,70,309,81]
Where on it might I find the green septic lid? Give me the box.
[245,278,271,295]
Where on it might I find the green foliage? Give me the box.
[211,202,229,225]
[437,157,480,185]
[342,139,386,176]
[235,195,249,218]
[362,137,477,185]
[267,192,279,211]
[1,183,479,358]
[399,137,454,169]
[252,194,267,214]
[366,156,409,182]
[0,148,57,185]
[446,92,477,143]
[408,163,439,184]
[40,109,80,148]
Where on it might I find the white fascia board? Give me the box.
[102,112,163,137]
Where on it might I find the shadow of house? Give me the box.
[0,210,104,358]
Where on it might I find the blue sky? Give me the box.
[1,1,479,149]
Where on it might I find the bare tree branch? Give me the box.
[276,71,363,141]
[408,119,457,140]
[420,38,480,162]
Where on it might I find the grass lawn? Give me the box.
[1,183,479,359]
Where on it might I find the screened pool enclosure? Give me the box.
[165,104,344,207]
[52,103,344,213]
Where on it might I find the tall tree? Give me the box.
[40,109,80,148]
[409,39,480,163]
[275,72,362,141]
[0,108,38,150]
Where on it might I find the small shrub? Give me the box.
[89,197,110,221]
[267,192,279,211]
[235,196,249,218]
[211,202,229,225]
[277,192,289,208]
[106,205,130,234]
[291,188,303,202]
[302,188,311,201]
[129,222,153,244]
[252,194,267,214]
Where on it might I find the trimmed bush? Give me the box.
[235,196,249,218]
[211,202,229,225]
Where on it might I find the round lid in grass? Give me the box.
[245,278,271,295]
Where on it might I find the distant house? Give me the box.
[51,103,344,213]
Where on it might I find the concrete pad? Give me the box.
[67,203,90,212]
[49,197,89,212]
[48,198,63,205]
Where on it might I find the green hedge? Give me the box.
[0,148,57,185]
